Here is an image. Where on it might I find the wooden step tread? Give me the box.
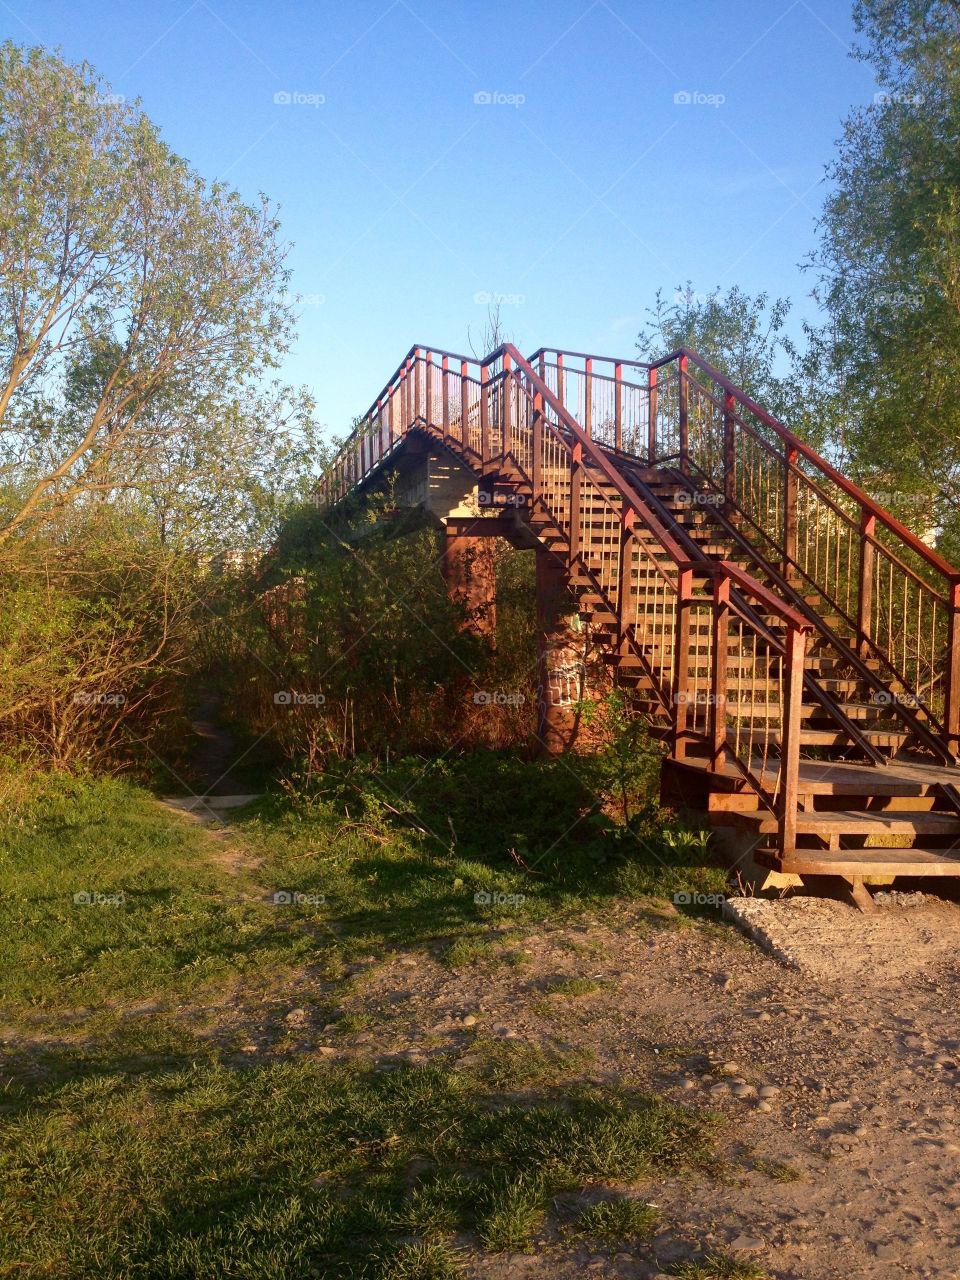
[714,809,960,836]
[757,848,960,877]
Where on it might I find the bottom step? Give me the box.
[757,848,960,877]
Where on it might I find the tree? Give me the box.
[0,42,299,546]
[810,1,960,545]
[636,284,793,413]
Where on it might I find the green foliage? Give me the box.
[636,284,793,411]
[569,1196,659,1244]
[0,40,316,551]
[811,1,960,545]
[667,1257,771,1279]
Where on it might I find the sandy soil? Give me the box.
[191,889,960,1280]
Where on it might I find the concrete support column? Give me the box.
[441,529,497,638]
[536,548,583,754]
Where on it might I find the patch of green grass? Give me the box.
[570,1196,659,1244]
[668,1256,772,1279]
[441,936,497,969]
[753,1157,804,1183]
[544,976,603,997]
[0,775,312,1014]
[468,1037,592,1090]
[335,1012,373,1035]
[0,1058,720,1278]
[381,1241,465,1278]
[475,1173,547,1250]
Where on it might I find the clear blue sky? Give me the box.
[4,0,876,437]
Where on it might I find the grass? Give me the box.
[0,761,733,1277]
[569,1196,659,1244]
[0,1059,720,1277]
[667,1258,772,1279]
[544,976,604,997]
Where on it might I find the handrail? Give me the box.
[652,346,960,585]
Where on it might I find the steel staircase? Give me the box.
[315,342,960,896]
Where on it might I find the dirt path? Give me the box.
[187,892,960,1279]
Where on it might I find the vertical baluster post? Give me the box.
[710,571,730,770]
[945,577,960,754]
[647,365,658,464]
[583,357,593,439]
[779,621,807,853]
[678,355,689,475]
[480,362,490,466]
[503,351,513,458]
[723,391,735,502]
[672,567,695,759]
[857,510,876,659]
[442,356,450,439]
[614,362,623,452]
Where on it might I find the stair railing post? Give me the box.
[856,509,876,659]
[710,571,730,771]
[616,507,636,649]
[671,567,694,760]
[401,360,409,431]
[569,441,583,561]
[425,351,434,427]
[441,356,450,439]
[614,362,623,452]
[647,365,658,464]
[583,357,593,439]
[480,363,490,466]
[460,360,470,453]
[556,352,565,412]
[723,391,735,502]
[778,620,807,854]
[531,390,543,499]
[946,577,960,754]
[359,424,366,478]
[678,355,690,475]
[414,347,423,421]
[503,351,513,459]
[783,444,798,579]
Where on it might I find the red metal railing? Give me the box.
[535,347,960,756]
[316,342,836,833]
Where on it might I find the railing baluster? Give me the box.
[672,567,694,759]
[441,356,450,438]
[647,365,658,464]
[614,361,623,451]
[678,354,689,475]
[947,578,960,752]
[480,363,490,465]
[857,511,876,659]
[583,357,593,439]
[710,573,729,770]
[503,352,513,458]
[778,621,807,853]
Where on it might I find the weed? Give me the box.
[570,1196,659,1244]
